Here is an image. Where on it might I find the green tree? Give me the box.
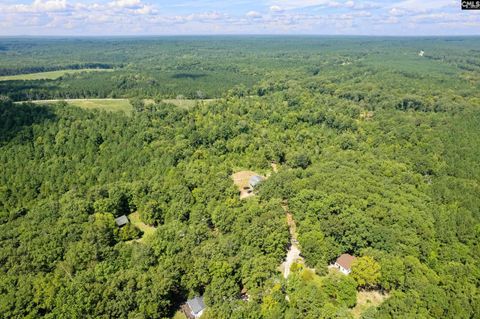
[351,256,381,288]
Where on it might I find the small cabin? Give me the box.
[185,296,206,319]
[334,254,356,275]
[249,175,264,189]
[115,215,129,227]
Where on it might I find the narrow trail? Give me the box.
[280,203,304,278]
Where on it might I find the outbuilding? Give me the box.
[115,215,129,227]
[334,254,356,275]
[249,175,264,189]
[185,296,206,319]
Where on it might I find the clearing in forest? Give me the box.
[231,170,264,199]
[25,98,214,114]
[351,290,389,318]
[163,98,216,109]
[128,212,157,242]
[29,98,134,114]
[0,68,113,81]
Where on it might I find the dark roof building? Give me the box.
[186,296,206,318]
[115,215,129,227]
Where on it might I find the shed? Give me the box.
[115,215,129,227]
[186,296,206,318]
[249,175,264,188]
[334,254,356,275]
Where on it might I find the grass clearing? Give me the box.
[30,98,133,114]
[231,170,264,199]
[0,68,113,81]
[128,212,157,242]
[24,98,215,114]
[351,290,389,319]
[172,310,188,319]
[163,98,216,109]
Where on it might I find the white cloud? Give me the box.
[0,0,478,35]
[109,0,142,9]
[388,0,457,13]
[246,10,262,18]
[268,0,334,10]
[270,5,283,12]
[6,0,67,13]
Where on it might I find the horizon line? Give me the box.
[1,34,480,38]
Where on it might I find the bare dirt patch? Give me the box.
[351,290,389,318]
[231,170,264,199]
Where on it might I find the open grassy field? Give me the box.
[351,290,389,318]
[0,68,114,81]
[30,98,134,114]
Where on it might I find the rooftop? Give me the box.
[187,296,206,314]
[336,254,356,270]
[115,215,129,227]
[249,175,264,187]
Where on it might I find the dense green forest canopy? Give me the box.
[0,36,479,319]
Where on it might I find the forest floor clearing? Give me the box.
[21,98,215,114]
[0,68,113,81]
[231,170,264,199]
[351,290,389,318]
[128,212,157,242]
[163,98,216,109]
[172,310,187,319]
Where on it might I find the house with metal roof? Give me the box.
[185,296,206,319]
[249,175,264,189]
[115,215,129,227]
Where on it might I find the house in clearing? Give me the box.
[334,254,356,275]
[184,296,206,319]
[249,175,264,189]
[115,215,129,227]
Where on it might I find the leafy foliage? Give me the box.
[0,36,479,319]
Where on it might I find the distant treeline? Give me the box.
[0,63,117,76]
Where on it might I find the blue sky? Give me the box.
[0,0,479,35]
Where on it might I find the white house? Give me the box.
[334,254,356,275]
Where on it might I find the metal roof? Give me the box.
[115,215,129,227]
[249,175,263,187]
[187,296,206,314]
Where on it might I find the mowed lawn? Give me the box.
[0,69,113,81]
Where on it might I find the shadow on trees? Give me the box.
[171,73,207,80]
[0,80,65,101]
[0,100,57,144]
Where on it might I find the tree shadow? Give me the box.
[0,101,57,144]
[171,73,207,80]
[0,80,61,101]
